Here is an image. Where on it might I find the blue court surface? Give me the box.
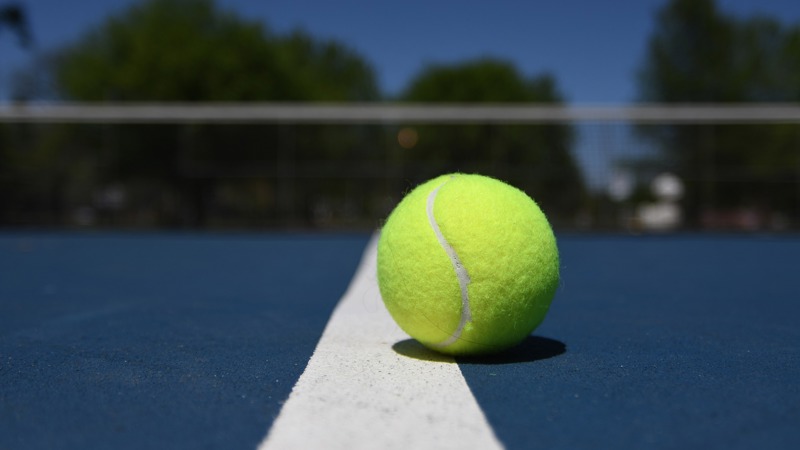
[1,232,799,449]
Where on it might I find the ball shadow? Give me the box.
[457,335,566,365]
[392,339,456,363]
[392,335,566,365]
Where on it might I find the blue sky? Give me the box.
[2,0,800,102]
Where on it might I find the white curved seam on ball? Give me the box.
[426,177,472,348]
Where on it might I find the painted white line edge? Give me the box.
[258,234,503,450]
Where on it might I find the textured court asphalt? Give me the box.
[1,232,799,449]
[0,233,368,449]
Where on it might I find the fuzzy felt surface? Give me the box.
[377,173,559,355]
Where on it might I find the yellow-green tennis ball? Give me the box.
[377,173,559,356]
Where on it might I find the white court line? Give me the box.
[258,235,503,450]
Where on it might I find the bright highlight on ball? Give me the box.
[377,173,560,356]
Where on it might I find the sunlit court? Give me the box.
[2,1,800,449]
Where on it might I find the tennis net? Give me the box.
[1,103,798,232]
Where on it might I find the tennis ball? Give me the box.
[377,173,559,356]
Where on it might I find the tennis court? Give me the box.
[4,0,800,447]
[1,230,798,449]
[1,100,799,450]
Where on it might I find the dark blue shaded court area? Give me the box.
[460,236,800,450]
[0,233,369,450]
[3,233,800,450]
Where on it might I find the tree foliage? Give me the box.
[637,0,800,223]
[400,59,585,220]
[54,0,378,102]
[11,0,382,227]
[7,1,594,228]
[404,59,561,103]
[639,0,800,103]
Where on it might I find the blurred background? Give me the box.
[1,0,799,232]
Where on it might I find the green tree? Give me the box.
[54,0,378,102]
[16,0,380,227]
[638,0,737,102]
[637,0,800,226]
[400,59,585,222]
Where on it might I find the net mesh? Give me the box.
[1,103,798,231]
